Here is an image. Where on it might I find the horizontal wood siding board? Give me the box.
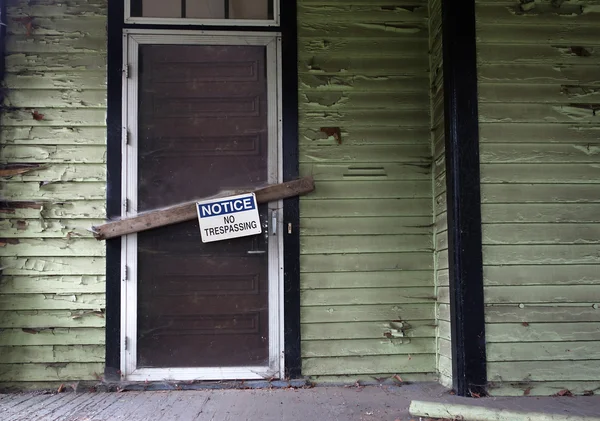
[487,341,600,362]
[479,123,600,144]
[1,1,107,385]
[479,84,600,104]
[0,363,105,382]
[301,287,435,306]
[8,0,107,17]
[302,321,436,341]
[300,235,432,254]
[486,322,600,343]
[486,306,600,324]
[0,276,105,293]
[302,338,435,358]
[0,201,107,219]
[488,361,600,382]
[484,265,600,286]
[0,239,105,257]
[0,328,105,346]
[1,127,107,145]
[301,304,434,323]
[482,223,600,245]
[301,271,433,289]
[0,345,104,364]
[481,204,600,224]
[475,4,600,27]
[301,253,433,273]
[300,217,433,236]
[488,381,600,397]
[481,184,600,203]
[478,44,600,65]
[6,52,107,72]
[303,354,435,376]
[481,164,600,184]
[476,25,600,46]
[299,127,431,146]
[479,144,600,164]
[0,310,106,329]
[0,219,103,238]
[459,285,600,304]
[301,199,432,218]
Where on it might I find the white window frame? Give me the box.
[125,0,280,27]
[121,29,284,382]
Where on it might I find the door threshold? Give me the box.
[102,379,310,392]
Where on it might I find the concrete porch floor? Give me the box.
[1,382,600,421]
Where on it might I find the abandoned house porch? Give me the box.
[0,0,599,402]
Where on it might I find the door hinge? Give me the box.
[123,64,130,78]
[123,265,129,282]
[124,336,129,350]
[123,198,130,213]
[124,129,130,145]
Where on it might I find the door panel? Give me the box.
[135,44,270,368]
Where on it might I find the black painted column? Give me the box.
[441,0,487,397]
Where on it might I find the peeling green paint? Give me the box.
[477,0,600,396]
[298,0,435,379]
[0,0,107,387]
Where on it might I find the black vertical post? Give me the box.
[181,0,187,18]
[281,0,301,378]
[105,0,124,382]
[441,0,487,397]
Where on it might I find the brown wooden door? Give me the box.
[135,45,271,368]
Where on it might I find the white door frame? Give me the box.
[120,29,284,382]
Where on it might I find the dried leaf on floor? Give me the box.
[554,389,573,397]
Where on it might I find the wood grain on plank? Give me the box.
[301,252,433,273]
[486,305,600,323]
[488,360,600,382]
[484,264,600,286]
[0,127,106,145]
[487,322,600,342]
[302,338,434,358]
[0,363,104,382]
[301,304,434,323]
[300,216,433,236]
[302,320,435,340]
[0,310,105,329]
[301,235,432,254]
[0,328,105,346]
[302,287,435,306]
[0,345,104,364]
[301,271,433,289]
[301,198,432,218]
[303,354,434,375]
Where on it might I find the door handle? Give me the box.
[271,210,277,236]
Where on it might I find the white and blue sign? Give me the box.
[196,193,262,243]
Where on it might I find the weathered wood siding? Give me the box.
[474,0,600,396]
[0,0,107,388]
[298,0,437,381]
[428,0,451,389]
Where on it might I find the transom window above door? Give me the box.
[126,0,279,26]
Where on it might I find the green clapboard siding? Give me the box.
[427,0,451,388]
[298,0,436,380]
[0,0,107,387]
[476,0,600,396]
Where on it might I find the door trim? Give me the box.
[120,30,284,382]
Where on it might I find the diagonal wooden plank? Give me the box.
[92,176,315,240]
